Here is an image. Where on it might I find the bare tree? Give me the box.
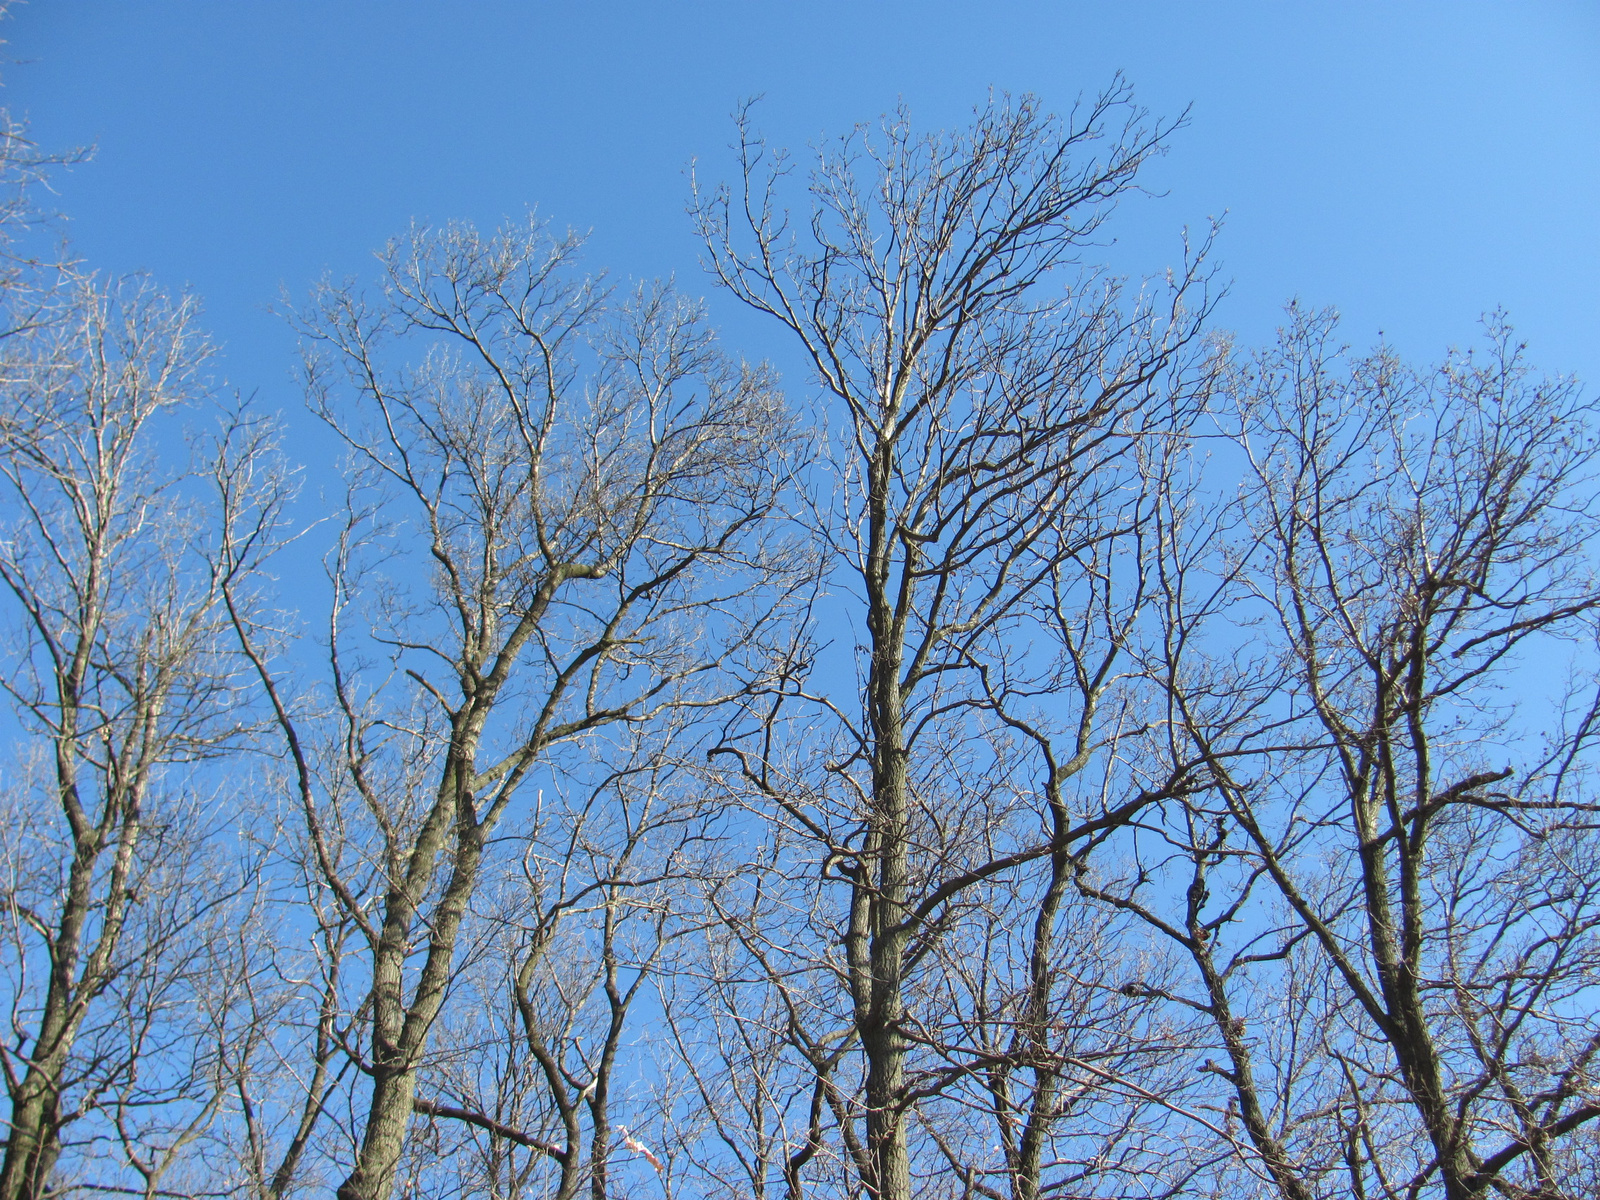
[1124,309,1600,1200]
[14,57,1594,1200]
[393,728,726,1200]
[0,270,282,1200]
[229,218,799,1200]
[692,88,1220,1200]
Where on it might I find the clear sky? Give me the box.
[8,1,1599,422]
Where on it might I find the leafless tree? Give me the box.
[13,56,1594,1200]
[385,727,727,1200]
[1116,309,1600,1200]
[228,218,800,1200]
[691,88,1221,1200]
[0,269,284,1200]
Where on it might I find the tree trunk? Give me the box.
[336,751,487,1200]
[854,713,913,1200]
[336,1069,420,1200]
[0,1083,62,1200]
[0,749,133,1200]
[856,437,913,1200]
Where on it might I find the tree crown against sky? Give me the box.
[2,9,1600,1200]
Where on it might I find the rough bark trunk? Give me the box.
[0,737,140,1200]
[856,436,913,1200]
[0,1085,62,1200]
[1010,848,1069,1200]
[336,748,487,1200]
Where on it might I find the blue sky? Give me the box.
[9,1,1600,417]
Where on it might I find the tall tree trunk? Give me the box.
[856,439,913,1200]
[0,744,139,1200]
[337,753,486,1200]
[1010,847,1069,1200]
[0,1080,62,1200]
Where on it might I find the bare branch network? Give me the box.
[2,82,1598,1200]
